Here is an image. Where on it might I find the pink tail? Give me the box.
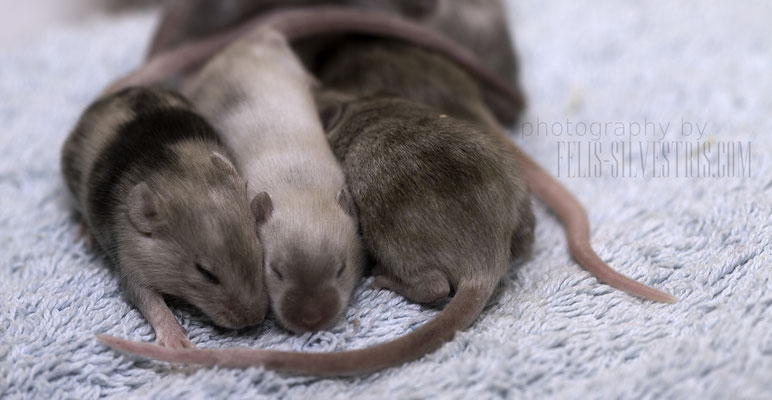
[509,143,676,303]
[98,281,494,375]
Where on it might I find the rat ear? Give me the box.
[210,151,238,175]
[127,182,162,234]
[319,103,345,132]
[336,187,357,217]
[250,192,273,226]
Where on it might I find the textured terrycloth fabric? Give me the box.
[1,1,770,398]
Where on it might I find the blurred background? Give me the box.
[0,0,157,47]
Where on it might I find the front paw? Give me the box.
[155,326,194,350]
[371,275,395,291]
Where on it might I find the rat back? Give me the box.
[188,28,343,196]
[326,98,534,290]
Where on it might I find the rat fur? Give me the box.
[62,87,269,348]
[185,28,364,333]
[98,96,535,374]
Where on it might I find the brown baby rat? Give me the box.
[62,86,269,348]
[98,95,536,374]
[314,39,676,303]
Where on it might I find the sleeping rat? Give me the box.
[62,86,268,348]
[146,0,520,124]
[184,27,364,333]
[98,95,535,374]
[314,39,676,303]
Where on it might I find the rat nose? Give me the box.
[301,314,323,329]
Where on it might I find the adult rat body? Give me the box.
[185,28,364,333]
[62,87,269,349]
[146,0,520,124]
[107,6,525,121]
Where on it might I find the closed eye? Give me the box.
[337,263,346,278]
[270,265,284,281]
[196,263,220,285]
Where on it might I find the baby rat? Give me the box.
[105,6,525,115]
[62,86,268,348]
[185,28,364,333]
[98,96,536,375]
[147,0,521,124]
[315,39,676,303]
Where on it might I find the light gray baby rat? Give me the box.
[185,28,364,333]
[62,86,268,348]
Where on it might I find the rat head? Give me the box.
[123,149,268,329]
[251,188,364,333]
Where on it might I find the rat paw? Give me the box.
[155,327,195,350]
[371,275,396,291]
[157,335,194,350]
[76,221,97,250]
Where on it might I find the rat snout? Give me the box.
[241,299,268,327]
[219,296,267,329]
[301,314,322,329]
[281,287,341,333]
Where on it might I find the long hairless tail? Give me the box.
[496,136,677,303]
[102,5,525,110]
[98,280,493,375]
[145,0,189,58]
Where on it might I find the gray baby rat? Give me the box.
[62,86,268,348]
[185,28,364,333]
[98,96,535,374]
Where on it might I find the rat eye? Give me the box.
[270,265,284,281]
[195,263,220,285]
[336,263,346,278]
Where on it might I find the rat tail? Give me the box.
[499,139,676,303]
[97,280,494,375]
[103,6,524,110]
